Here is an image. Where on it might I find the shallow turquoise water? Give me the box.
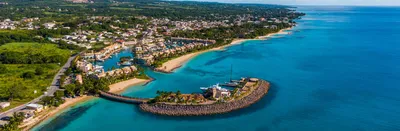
[33,6,400,131]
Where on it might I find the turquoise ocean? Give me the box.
[33,6,400,131]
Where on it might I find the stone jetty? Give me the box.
[139,80,270,116]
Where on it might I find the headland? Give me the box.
[140,79,270,116]
[98,77,270,116]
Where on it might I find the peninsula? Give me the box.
[99,77,270,116]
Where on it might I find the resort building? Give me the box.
[75,74,83,84]
[130,65,137,72]
[81,43,123,61]
[26,104,44,112]
[43,22,56,29]
[202,84,231,100]
[76,60,93,73]
[122,67,132,74]
[170,37,216,44]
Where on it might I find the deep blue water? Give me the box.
[33,6,400,131]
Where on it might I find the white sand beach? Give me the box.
[155,27,292,73]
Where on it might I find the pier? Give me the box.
[99,91,151,104]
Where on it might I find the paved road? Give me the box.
[0,54,79,118]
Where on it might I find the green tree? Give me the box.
[7,81,24,101]
[0,64,6,74]
[35,67,44,75]
[21,71,35,79]
[1,112,25,131]
[64,84,76,97]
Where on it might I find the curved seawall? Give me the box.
[139,80,270,116]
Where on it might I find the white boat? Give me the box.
[200,83,224,92]
[121,61,132,66]
[96,59,104,62]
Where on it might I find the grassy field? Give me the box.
[0,42,72,58]
[0,43,72,112]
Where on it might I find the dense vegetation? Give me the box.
[0,30,85,52]
[40,90,65,107]
[0,0,301,21]
[0,43,71,64]
[151,39,228,67]
[0,43,72,111]
[61,66,148,97]
[173,22,291,39]
[0,112,25,131]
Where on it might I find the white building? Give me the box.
[26,103,44,112]
[0,102,10,109]
[43,23,56,29]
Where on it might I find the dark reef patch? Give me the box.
[36,103,96,131]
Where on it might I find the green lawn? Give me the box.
[0,42,72,112]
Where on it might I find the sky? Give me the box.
[183,0,400,6]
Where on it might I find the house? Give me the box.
[130,66,137,72]
[203,85,231,100]
[75,74,83,84]
[135,47,143,52]
[270,25,278,29]
[0,102,10,109]
[106,70,115,76]
[122,67,132,74]
[26,104,44,112]
[114,69,123,75]
[43,23,56,29]
[76,61,93,73]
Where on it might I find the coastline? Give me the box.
[23,78,151,130]
[155,27,292,73]
[24,27,291,129]
[108,78,151,94]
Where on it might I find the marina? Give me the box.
[93,48,135,72]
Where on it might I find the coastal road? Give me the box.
[0,53,80,118]
[47,54,79,96]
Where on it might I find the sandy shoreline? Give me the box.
[23,78,150,130]
[108,78,151,93]
[155,27,292,73]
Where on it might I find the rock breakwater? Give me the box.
[139,80,270,116]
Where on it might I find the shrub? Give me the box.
[22,71,35,79]
[0,64,6,74]
[35,67,44,75]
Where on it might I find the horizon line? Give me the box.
[174,0,400,7]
